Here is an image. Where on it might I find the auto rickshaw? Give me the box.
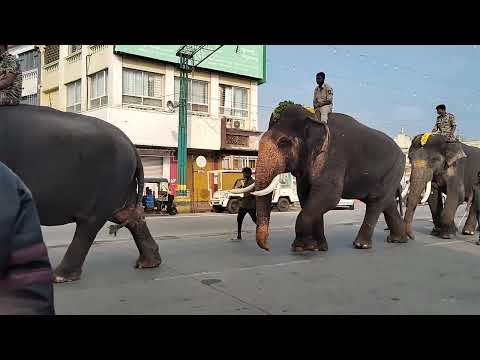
[143,177,178,215]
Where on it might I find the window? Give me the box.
[44,45,59,65]
[69,45,82,55]
[21,94,38,105]
[89,69,108,109]
[18,50,39,72]
[174,78,209,113]
[66,80,82,113]
[122,68,163,108]
[221,155,257,170]
[219,85,249,118]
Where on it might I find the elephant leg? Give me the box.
[292,191,339,253]
[127,221,162,269]
[353,201,383,249]
[313,215,328,251]
[462,204,477,235]
[110,207,162,269]
[383,200,408,243]
[292,177,311,251]
[53,218,106,283]
[428,186,443,236]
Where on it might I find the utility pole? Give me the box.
[175,45,223,197]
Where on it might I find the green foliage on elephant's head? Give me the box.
[272,100,296,122]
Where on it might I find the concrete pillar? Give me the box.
[58,45,68,111]
[110,49,123,107]
[81,45,89,112]
[210,73,220,118]
[249,80,258,131]
[164,64,175,108]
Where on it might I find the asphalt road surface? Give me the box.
[44,203,480,314]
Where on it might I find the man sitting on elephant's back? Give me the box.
[313,72,333,124]
[432,104,457,142]
[0,45,22,106]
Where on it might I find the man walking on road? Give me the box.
[313,72,333,124]
[235,167,256,240]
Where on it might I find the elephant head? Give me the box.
[403,133,466,238]
[246,104,330,251]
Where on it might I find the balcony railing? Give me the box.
[65,51,82,64]
[89,45,109,54]
[43,60,59,72]
[22,68,38,81]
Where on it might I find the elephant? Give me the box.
[235,104,408,252]
[403,133,480,239]
[0,105,162,283]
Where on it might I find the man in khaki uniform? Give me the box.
[313,72,333,124]
[432,104,457,142]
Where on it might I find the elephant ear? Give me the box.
[444,143,467,167]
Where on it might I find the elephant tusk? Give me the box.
[420,181,432,204]
[229,182,255,194]
[252,175,281,196]
[401,183,410,199]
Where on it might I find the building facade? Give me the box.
[35,45,265,211]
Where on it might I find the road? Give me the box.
[44,203,480,314]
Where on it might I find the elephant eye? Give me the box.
[277,137,292,149]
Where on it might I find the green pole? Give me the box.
[177,55,189,197]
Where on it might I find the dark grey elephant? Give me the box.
[244,105,407,252]
[0,105,162,283]
[403,133,480,239]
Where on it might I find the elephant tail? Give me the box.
[134,150,145,207]
[396,186,403,218]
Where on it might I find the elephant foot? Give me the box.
[386,234,408,244]
[135,255,162,269]
[291,238,323,252]
[353,239,372,249]
[440,232,452,239]
[317,240,328,251]
[431,227,441,236]
[462,230,475,236]
[53,268,82,283]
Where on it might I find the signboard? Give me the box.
[196,156,207,168]
[114,45,266,84]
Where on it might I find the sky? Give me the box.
[258,45,480,139]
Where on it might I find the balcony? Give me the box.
[220,116,262,152]
[64,51,82,83]
[87,45,110,75]
[42,61,59,91]
[21,68,38,96]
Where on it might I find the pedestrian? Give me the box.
[313,72,333,124]
[0,161,55,315]
[0,45,22,106]
[236,167,256,240]
[432,104,457,142]
[468,171,480,245]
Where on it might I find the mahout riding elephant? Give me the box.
[403,133,480,239]
[235,104,407,252]
[0,105,162,283]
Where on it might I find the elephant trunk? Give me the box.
[404,163,432,239]
[255,133,286,251]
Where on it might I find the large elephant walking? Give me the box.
[403,133,480,239]
[239,105,407,252]
[0,105,162,283]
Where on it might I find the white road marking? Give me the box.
[153,260,312,282]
